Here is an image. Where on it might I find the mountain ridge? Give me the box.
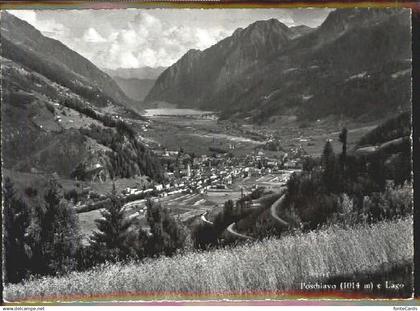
[113,77,156,102]
[146,18,296,109]
[103,66,167,80]
[103,66,167,105]
[145,9,411,123]
[1,11,140,112]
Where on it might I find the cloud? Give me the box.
[120,51,140,68]
[83,28,107,43]
[88,11,231,68]
[8,9,331,69]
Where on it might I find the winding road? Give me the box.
[226,222,255,240]
[269,194,289,228]
[200,172,296,241]
[225,193,290,241]
[200,211,214,225]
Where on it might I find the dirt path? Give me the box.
[270,194,289,228]
[202,173,294,241]
[201,212,214,225]
[226,222,255,240]
[225,189,290,241]
[355,135,409,155]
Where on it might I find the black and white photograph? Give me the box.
[1,6,414,303]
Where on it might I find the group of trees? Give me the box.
[82,191,187,269]
[4,178,80,283]
[83,188,187,268]
[263,139,285,152]
[283,124,412,231]
[76,124,164,182]
[191,200,237,250]
[63,96,165,182]
[60,98,138,137]
[4,179,30,283]
[4,179,186,284]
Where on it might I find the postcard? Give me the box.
[1,3,414,304]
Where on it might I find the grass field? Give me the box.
[146,117,263,156]
[299,124,378,156]
[4,217,412,302]
[78,180,251,243]
[78,209,103,242]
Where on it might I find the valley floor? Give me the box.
[4,216,412,302]
[142,111,383,159]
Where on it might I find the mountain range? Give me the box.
[103,67,166,102]
[103,66,167,80]
[145,9,411,123]
[113,77,156,102]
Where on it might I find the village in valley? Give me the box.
[76,110,305,241]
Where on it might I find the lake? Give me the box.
[144,108,214,117]
[190,132,263,144]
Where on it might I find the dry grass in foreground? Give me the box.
[5,217,412,302]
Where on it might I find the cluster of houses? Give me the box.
[121,163,243,198]
[245,150,303,173]
[115,141,307,206]
[124,148,303,198]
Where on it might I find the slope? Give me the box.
[1,11,140,113]
[113,77,156,102]
[1,13,163,182]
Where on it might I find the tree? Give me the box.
[90,183,133,263]
[366,152,387,191]
[191,222,218,250]
[3,178,30,283]
[27,179,81,276]
[71,162,87,180]
[49,200,80,274]
[145,199,187,257]
[321,141,338,192]
[338,127,348,171]
[223,200,235,222]
[388,151,411,185]
[302,157,318,172]
[213,200,235,235]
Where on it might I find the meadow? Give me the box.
[4,216,412,302]
[144,110,380,159]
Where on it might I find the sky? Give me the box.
[9,9,331,69]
